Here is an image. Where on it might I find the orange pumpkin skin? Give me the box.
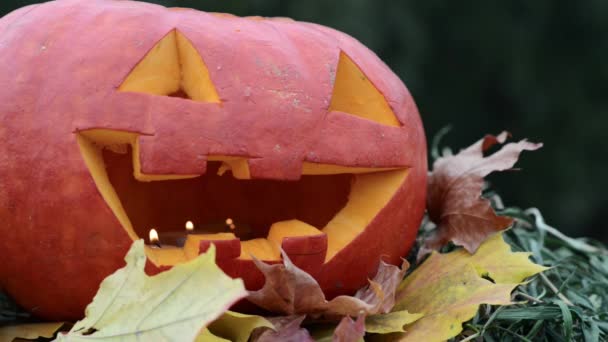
[0,0,427,320]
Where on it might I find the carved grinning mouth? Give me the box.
[104,149,352,243]
[76,129,408,265]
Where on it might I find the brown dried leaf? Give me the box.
[423,132,542,257]
[349,260,409,314]
[248,251,409,318]
[333,315,365,342]
[248,252,325,315]
[251,315,313,342]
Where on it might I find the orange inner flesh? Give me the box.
[76,28,408,265]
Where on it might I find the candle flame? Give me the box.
[225,218,233,226]
[185,220,194,231]
[149,228,159,243]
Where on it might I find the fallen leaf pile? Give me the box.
[245,232,544,341]
[422,131,542,257]
[0,133,548,342]
[2,234,545,342]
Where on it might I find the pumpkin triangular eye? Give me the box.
[329,52,400,126]
[119,30,220,103]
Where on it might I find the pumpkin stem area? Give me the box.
[76,129,409,265]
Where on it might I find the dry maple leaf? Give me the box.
[248,251,409,318]
[421,131,542,257]
[333,315,366,342]
[392,232,546,341]
[364,310,422,334]
[251,315,314,342]
[205,311,273,342]
[347,260,409,314]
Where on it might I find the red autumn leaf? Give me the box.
[251,315,313,342]
[333,315,366,342]
[421,132,542,258]
[248,251,408,318]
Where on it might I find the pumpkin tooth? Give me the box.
[186,234,241,260]
[280,234,328,274]
[239,220,324,261]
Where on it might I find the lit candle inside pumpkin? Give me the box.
[148,218,252,248]
[185,220,194,232]
[149,228,161,248]
[226,218,236,231]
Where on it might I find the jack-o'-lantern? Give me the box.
[0,0,426,320]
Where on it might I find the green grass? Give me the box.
[452,206,608,342]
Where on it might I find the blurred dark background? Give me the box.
[2,1,607,242]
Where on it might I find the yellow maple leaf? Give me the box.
[365,310,423,334]
[55,240,247,342]
[391,232,545,341]
[196,328,230,342]
[0,322,64,341]
[466,232,548,283]
[206,311,273,342]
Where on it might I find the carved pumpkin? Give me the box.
[0,0,427,320]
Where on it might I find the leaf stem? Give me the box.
[539,272,574,306]
[515,291,544,304]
